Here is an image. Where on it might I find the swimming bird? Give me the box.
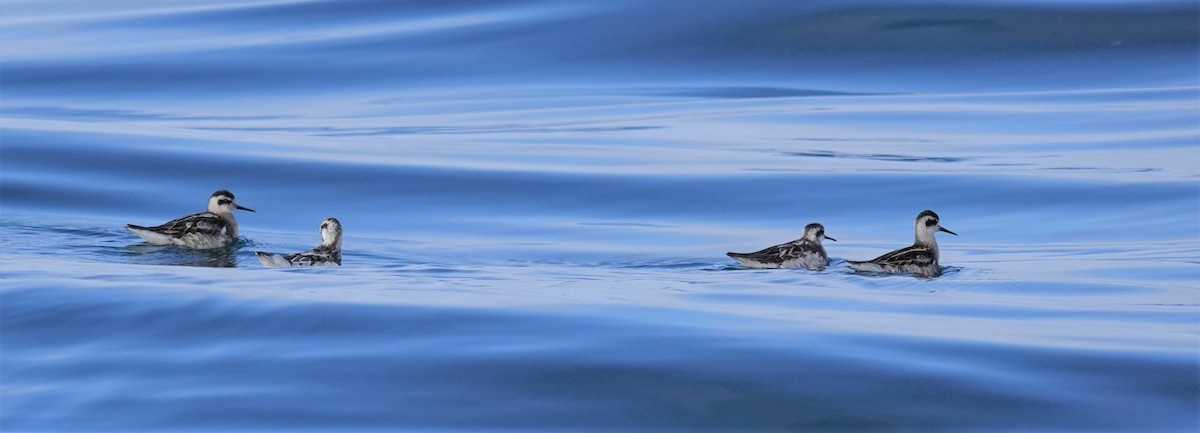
[256,218,343,267]
[125,190,255,249]
[847,210,956,277]
[727,223,836,270]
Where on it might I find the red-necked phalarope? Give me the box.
[727,223,836,270]
[256,218,343,267]
[847,210,956,277]
[125,190,255,249]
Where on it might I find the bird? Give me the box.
[125,190,255,249]
[256,218,343,267]
[847,210,956,277]
[727,223,836,270]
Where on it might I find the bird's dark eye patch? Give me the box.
[218,198,232,206]
[925,219,938,227]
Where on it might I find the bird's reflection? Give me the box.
[124,243,238,268]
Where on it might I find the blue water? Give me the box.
[2,1,1199,432]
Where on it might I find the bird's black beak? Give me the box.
[236,204,256,212]
[939,227,957,236]
[825,235,838,242]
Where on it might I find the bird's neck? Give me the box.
[217,212,238,238]
[319,237,341,250]
[915,230,939,262]
[915,229,937,248]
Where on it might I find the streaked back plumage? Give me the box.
[256,218,343,267]
[727,222,834,270]
[125,189,254,250]
[848,210,956,277]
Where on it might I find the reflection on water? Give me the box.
[124,243,239,268]
[1,0,1198,432]
[779,150,970,163]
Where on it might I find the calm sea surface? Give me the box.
[2,1,1198,432]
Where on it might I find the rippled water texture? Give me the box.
[2,1,1198,432]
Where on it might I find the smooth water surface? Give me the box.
[2,1,1198,432]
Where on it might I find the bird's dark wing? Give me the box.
[728,239,817,263]
[284,247,341,266]
[867,245,935,267]
[152,212,227,237]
